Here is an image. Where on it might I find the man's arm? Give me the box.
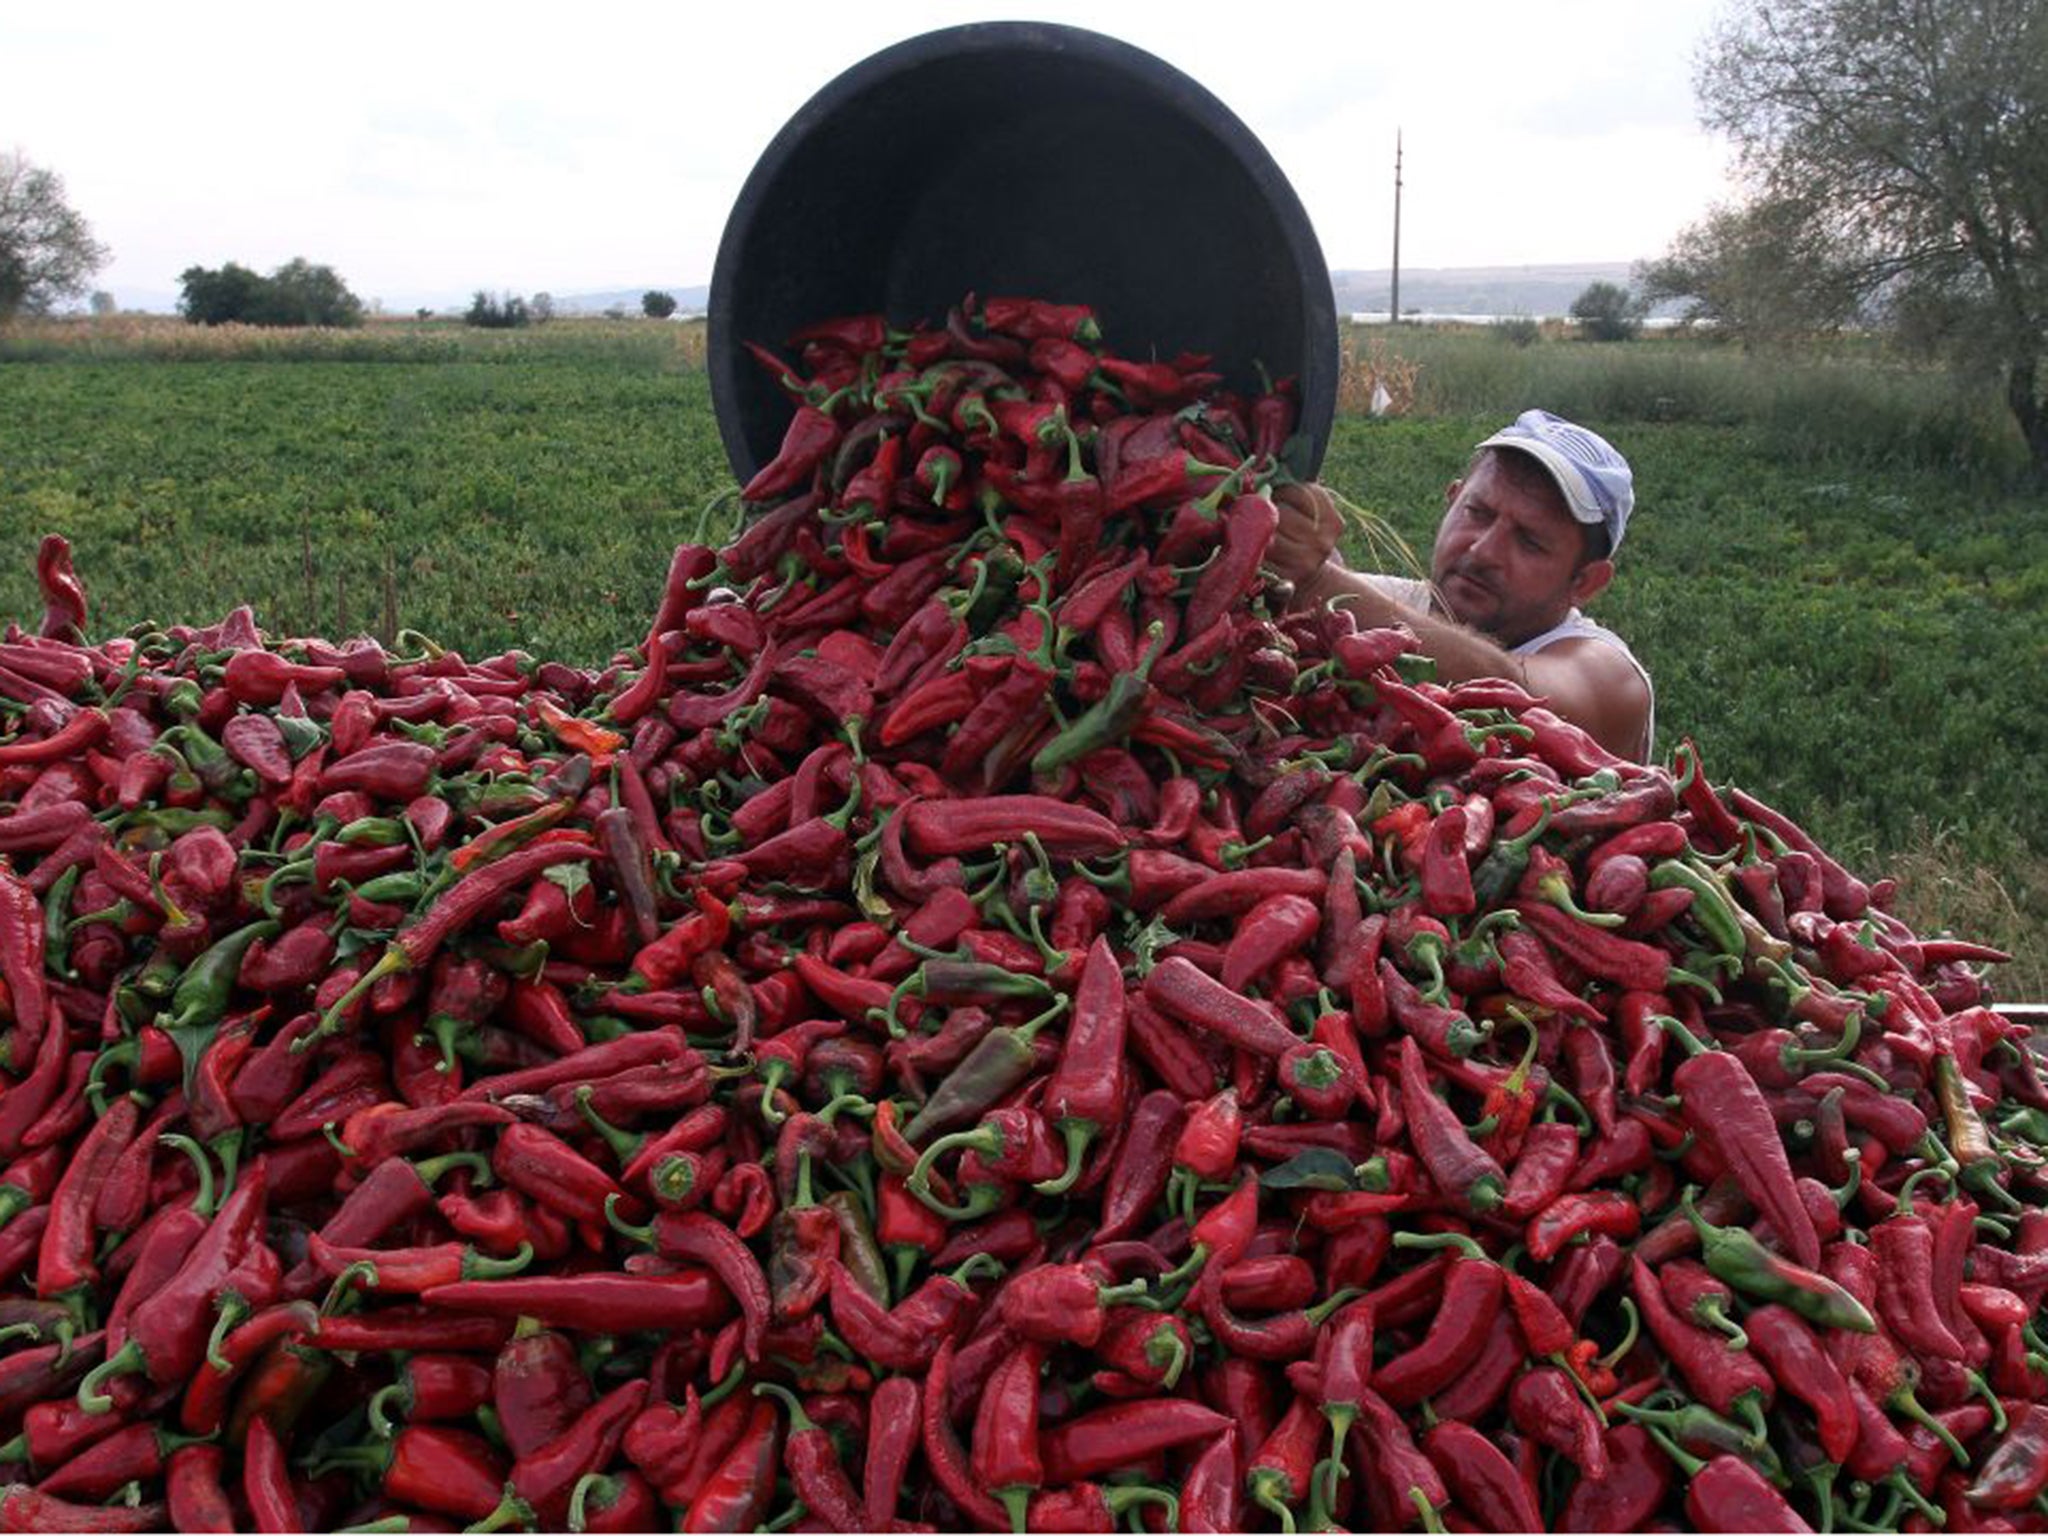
[1272,489,1652,761]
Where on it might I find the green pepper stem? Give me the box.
[1654,1012,1714,1058]
[576,1087,644,1167]
[752,1380,816,1432]
[1031,1120,1097,1197]
[203,1295,252,1373]
[76,1339,145,1414]
[1598,1298,1642,1369]
[159,1132,218,1219]
[1391,1230,1487,1260]
[367,1381,407,1439]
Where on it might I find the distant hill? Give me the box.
[106,269,1666,321]
[547,285,710,317]
[1332,263,1669,320]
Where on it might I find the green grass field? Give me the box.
[2,316,2042,991]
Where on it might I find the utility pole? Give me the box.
[1390,129,1403,326]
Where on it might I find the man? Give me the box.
[1270,409,1654,761]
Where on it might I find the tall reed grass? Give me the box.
[0,314,710,370]
[1341,323,2029,483]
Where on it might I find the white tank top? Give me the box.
[1364,576,1656,761]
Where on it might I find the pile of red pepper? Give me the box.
[0,293,2038,1534]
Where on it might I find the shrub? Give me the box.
[1492,315,1541,348]
[465,292,531,330]
[178,259,362,328]
[1570,282,1647,343]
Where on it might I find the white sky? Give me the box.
[4,0,1738,308]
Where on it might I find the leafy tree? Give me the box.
[531,292,555,323]
[1636,194,1866,346]
[179,259,363,327]
[89,290,117,316]
[642,290,678,319]
[1689,0,2048,475]
[250,258,363,327]
[0,152,110,319]
[1568,281,1647,342]
[179,262,268,325]
[466,291,530,329]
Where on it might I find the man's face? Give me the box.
[1429,451,1612,647]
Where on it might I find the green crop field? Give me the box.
[2,316,2043,991]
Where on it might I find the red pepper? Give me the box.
[962,1341,1044,1531]
[1396,1035,1505,1215]
[422,1271,732,1333]
[1425,1419,1545,1533]
[1034,1397,1233,1487]
[1372,1231,1506,1404]
[1033,935,1128,1194]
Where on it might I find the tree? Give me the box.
[250,258,363,327]
[642,290,678,319]
[0,152,110,319]
[89,290,116,317]
[179,262,268,325]
[1636,194,1867,345]
[465,291,530,329]
[1568,281,1647,342]
[531,292,555,323]
[179,260,363,327]
[1690,0,2048,475]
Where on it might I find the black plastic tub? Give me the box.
[708,21,1337,486]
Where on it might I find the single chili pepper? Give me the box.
[35,1091,137,1303]
[312,1423,512,1524]
[1034,1397,1232,1487]
[0,1485,167,1533]
[230,1414,303,1533]
[165,1442,237,1535]
[1555,1422,1671,1532]
[1677,1183,1874,1331]
[994,1260,1146,1349]
[1397,1034,1505,1214]
[1872,1171,1972,1364]
[1142,954,1299,1060]
[1964,1402,2048,1509]
[421,1271,732,1333]
[611,1207,771,1362]
[1501,1119,1580,1222]
[904,1333,1007,1531]
[1243,1393,1323,1533]
[1739,1302,1862,1465]
[1423,1419,1544,1534]
[1345,1384,1450,1531]
[845,1373,919,1530]
[1369,1230,1506,1404]
[1020,934,1130,1193]
[1507,1364,1610,1483]
[485,1322,594,1463]
[963,1341,1045,1533]
[1657,1014,1823,1268]
[1069,1088,1178,1246]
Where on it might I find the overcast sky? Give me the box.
[6,0,1738,309]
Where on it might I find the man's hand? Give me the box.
[1269,483,1344,593]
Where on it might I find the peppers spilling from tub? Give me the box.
[0,294,2035,1533]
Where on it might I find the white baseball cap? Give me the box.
[1476,410,1635,554]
